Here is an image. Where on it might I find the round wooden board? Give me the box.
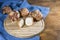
[4,17,44,38]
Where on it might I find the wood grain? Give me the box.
[28,0,60,40]
[4,17,44,38]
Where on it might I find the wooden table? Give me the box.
[28,0,60,40]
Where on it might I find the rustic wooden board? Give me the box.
[4,17,44,38]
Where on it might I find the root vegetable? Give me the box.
[25,17,33,26]
[31,10,43,21]
[18,18,24,28]
[2,6,12,14]
[20,8,29,17]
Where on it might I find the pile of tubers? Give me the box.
[2,6,43,28]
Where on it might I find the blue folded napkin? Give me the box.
[0,0,50,40]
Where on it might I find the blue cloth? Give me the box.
[0,34,5,40]
[0,0,50,40]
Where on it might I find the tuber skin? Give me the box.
[8,11,20,22]
[2,6,12,14]
[20,8,29,17]
[25,12,34,26]
[31,10,43,21]
[2,6,20,22]
[3,7,43,28]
